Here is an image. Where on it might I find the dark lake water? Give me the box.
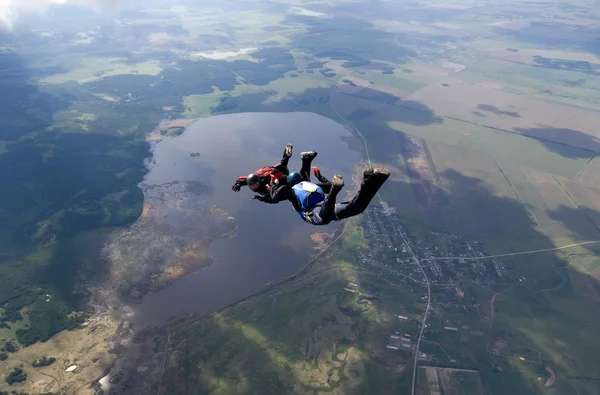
[130,112,361,328]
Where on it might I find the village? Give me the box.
[349,201,518,363]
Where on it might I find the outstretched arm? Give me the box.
[232,176,248,192]
[312,166,332,194]
[252,194,278,204]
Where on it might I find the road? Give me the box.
[329,72,373,167]
[330,74,430,395]
[328,75,600,395]
[424,240,600,261]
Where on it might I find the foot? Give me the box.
[312,166,321,178]
[332,174,344,191]
[364,167,390,183]
[284,144,293,158]
[301,151,318,161]
[373,167,391,179]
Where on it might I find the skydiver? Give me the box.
[232,148,318,200]
[255,165,328,204]
[231,143,293,194]
[272,166,390,225]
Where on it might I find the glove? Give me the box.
[232,181,242,192]
[271,172,283,184]
[252,194,267,202]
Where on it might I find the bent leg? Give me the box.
[269,183,299,209]
[315,175,344,224]
[334,167,390,220]
[299,151,317,181]
[312,166,332,193]
[275,144,293,175]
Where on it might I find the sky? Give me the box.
[0,0,126,30]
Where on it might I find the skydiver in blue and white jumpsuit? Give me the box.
[270,167,391,225]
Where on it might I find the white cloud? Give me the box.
[0,0,125,31]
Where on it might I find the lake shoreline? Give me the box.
[95,111,361,393]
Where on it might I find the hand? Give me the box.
[232,182,242,192]
[252,195,267,202]
[271,172,283,184]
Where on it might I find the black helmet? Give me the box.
[288,172,302,186]
[247,173,259,186]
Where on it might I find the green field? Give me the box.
[161,223,415,394]
[3,0,600,393]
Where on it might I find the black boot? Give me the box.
[301,151,317,161]
[351,167,390,214]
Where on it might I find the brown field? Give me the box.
[575,157,600,188]
[340,73,416,99]
[334,76,596,241]
[419,367,487,395]
[402,135,440,214]
[337,83,364,95]
[366,17,472,38]
[425,367,442,395]
[310,232,333,245]
[402,60,453,80]
[422,143,540,238]
[427,142,516,201]
[519,167,598,238]
[476,81,504,90]
[345,76,372,88]
[145,135,163,142]
[561,179,600,238]
[471,41,600,65]
[158,118,198,130]
[389,120,471,146]
[498,163,577,238]
[0,314,120,395]
[369,84,412,99]
[518,24,600,43]
[405,81,600,150]
[489,19,600,39]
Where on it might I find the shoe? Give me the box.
[312,166,321,178]
[301,151,318,161]
[373,167,391,179]
[284,144,293,158]
[332,174,344,191]
[364,167,390,183]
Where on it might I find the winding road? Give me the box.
[328,73,600,395]
[329,73,431,395]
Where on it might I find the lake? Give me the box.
[129,112,361,328]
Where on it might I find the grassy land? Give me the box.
[3,0,600,394]
[161,222,414,394]
[0,314,120,394]
[0,0,339,349]
[40,58,163,85]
